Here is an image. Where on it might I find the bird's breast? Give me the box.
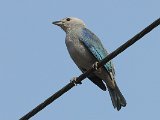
[65,35,95,69]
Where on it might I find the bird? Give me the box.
[52,17,126,111]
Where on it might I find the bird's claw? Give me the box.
[92,62,101,73]
[92,62,99,70]
[70,77,82,86]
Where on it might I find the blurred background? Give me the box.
[0,0,159,120]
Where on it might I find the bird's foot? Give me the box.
[70,77,82,86]
[92,62,101,73]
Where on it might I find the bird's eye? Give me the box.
[66,18,71,21]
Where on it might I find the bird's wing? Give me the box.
[79,28,115,79]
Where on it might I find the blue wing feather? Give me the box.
[79,28,115,77]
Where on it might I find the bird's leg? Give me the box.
[70,77,82,86]
[92,62,101,73]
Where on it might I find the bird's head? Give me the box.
[52,17,85,32]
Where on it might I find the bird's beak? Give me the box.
[52,21,62,26]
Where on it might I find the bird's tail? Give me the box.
[107,82,126,111]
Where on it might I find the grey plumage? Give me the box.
[53,17,126,110]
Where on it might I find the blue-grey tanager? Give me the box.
[52,17,126,110]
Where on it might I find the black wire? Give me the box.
[20,18,160,120]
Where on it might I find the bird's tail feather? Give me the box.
[107,82,126,111]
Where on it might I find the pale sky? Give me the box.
[0,0,160,120]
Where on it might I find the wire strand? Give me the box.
[20,18,160,120]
